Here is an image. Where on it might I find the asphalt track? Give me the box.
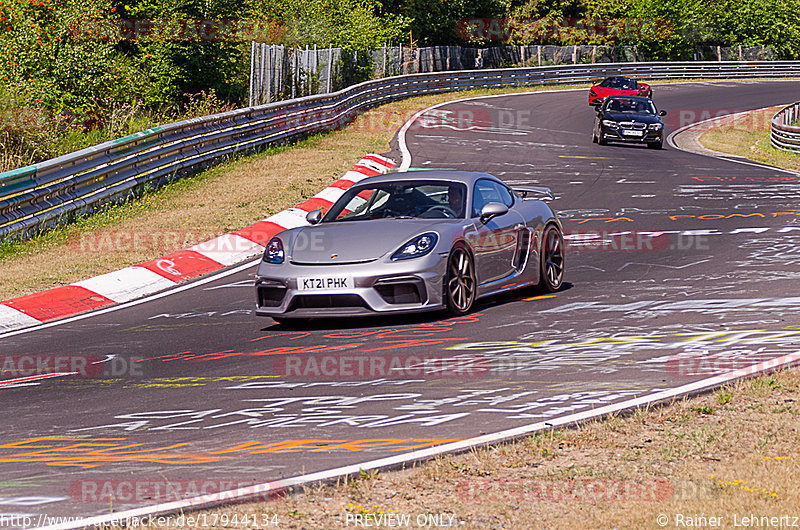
[1,80,800,528]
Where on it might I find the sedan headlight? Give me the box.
[263,237,285,264]
[392,232,438,260]
[601,120,618,128]
[648,123,663,130]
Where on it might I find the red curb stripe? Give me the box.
[137,251,225,283]
[233,221,286,245]
[329,179,356,190]
[293,197,334,213]
[352,165,381,177]
[1,286,116,322]
[363,154,394,168]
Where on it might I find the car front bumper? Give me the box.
[600,126,663,143]
[254,253,448,319]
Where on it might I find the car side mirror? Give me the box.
[658,110,667,116]
[479,202,509,224]
[305,209,323,225]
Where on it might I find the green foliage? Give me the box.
[512,0,800,58]
[713,0,800,59]
[384,0,509,45]
[248,0,409,49]
[0,0,145,117]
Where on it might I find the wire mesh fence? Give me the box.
[250,43,777,105]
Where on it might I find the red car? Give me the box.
[588,76,652,106]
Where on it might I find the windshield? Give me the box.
[608,78,636,90]
[323,181,468,221]
[605,98,656,115]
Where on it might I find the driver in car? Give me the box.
[448,185,465,217]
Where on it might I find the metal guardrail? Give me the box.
[770,101,800,153]
[2,60,800,240]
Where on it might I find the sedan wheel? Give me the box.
[445,245,476,315]
[539,224,565,292]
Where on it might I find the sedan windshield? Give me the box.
[323,181,468,221]
[605,98,656,115]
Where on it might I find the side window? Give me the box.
[496,184,514,207]
[472,180,512,217]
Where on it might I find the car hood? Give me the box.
[602,112,662,124]
[602,88,638,94]
[288,219,447,264]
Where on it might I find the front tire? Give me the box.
[648,140,663,149]
[445,245,476,315]
[538,224,565,292]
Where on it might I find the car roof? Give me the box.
[354,170,502,187]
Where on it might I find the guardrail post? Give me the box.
[249,41,255,107]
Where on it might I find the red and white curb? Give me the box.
[0,154,394,333]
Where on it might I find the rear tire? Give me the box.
[445,244,476,315]
[538,224,565,292]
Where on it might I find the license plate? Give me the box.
[297,277,354,290]
[622,129,644,137]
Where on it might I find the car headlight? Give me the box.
[263,237,285,264]
[601,120,618,128]
[648,123,663,130]
[392,232,438,260]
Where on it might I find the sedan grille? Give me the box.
[619,121,646,130]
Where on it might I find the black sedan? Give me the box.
[592,96,667,149]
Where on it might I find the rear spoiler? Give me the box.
[512,186,555,200]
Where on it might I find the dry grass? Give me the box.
[122,370,800,528]
[698,106,800,172]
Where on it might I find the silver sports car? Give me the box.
[254,170,564,321]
